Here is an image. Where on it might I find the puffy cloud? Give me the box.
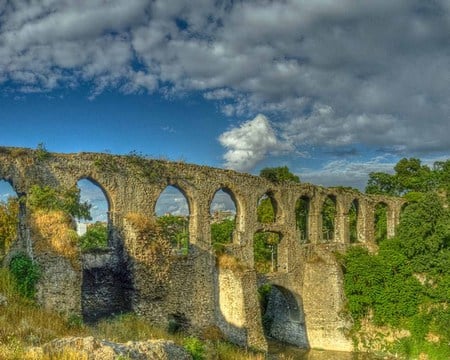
[1,0,449,158]
[219,114,292,172]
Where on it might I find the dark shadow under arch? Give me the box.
[349,199,359,243]
[259,284,309,348]
[77,178,132,323]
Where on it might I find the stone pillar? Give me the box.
[386,202,402,239]
[308,196,323,244]
[334,198,348,244]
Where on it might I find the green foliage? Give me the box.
[295,197,309,243]
[157,214,189,254]
[211,218,235,254]
[183,336,205,360]
[257,196,275,223]
[35,142,51,161]
[253,232,279,273]
[366,157,449,196]
[321,196,336,241]
[27,185,91,220]
[79,222,108,252]
[349,201,358,243]
[259,166,300,183]
[0,197,19,261]
[8,253,40,299]
[343,189,450,357]
[374,203,387,244]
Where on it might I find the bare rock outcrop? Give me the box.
[29,336,192,360]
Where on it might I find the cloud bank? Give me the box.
[1,0,449,170]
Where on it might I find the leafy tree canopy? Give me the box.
[366,158,449,197]
[27,185,91,221]
[259,166,300,183]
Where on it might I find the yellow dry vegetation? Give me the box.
[217,253,247,272]
[125,212,172,283]
[29,210,79,267]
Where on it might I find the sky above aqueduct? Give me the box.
[0,0,449,201]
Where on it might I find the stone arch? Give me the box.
[210,188,237,253]
[253,230,282,273]
[155,184,190,254]
[77,177,133,323]
[295,195,310,244]
[348,199,359,243]
[259,284,308,348]
[321,194,337,242]
[76,178,111,247]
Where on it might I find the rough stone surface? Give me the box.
[33,336,191,360]
[0,293,7,306]
[0,147,405,352]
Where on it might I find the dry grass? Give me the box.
[0,267,267,360]
[217,254,247,272]
[30,210,80,267]
[124,212,172,283]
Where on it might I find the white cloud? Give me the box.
[300,157,398,190]
[219,114,292,172]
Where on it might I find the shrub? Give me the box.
[79,222,108,252]
[35,142,51,161]
[27,185,91,221]
[8,253,40,299]
[183,337,205,360]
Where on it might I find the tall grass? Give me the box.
[0,268,265,360]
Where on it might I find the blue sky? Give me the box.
[1,0,449,195]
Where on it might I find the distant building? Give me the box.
[76,222,87,236]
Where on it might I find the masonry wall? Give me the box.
[0,147,405,352]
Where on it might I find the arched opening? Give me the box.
[374,202,388,244]
[322,195,336,242]
[155,185,190,255]
[77,178,132,323]
[0,180,19,263]
[258,284,308,348]
[349,199,359,243]
[77,178,110,251]
[210,189,237,254]
[295,196,310,244]
[254,231,281,273]
[257,192,277,224]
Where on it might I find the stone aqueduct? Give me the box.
[0,148,405,352]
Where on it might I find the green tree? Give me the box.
[322,196,336,241]
[295,197,309,243]
[79,222,108,252]
[260,166,300,183]
[27,185,91,220]
[211,218,235,254]
[257,196,275,223]
[365,172,398,195]
[157,214,189,252]
[344,160,450,358]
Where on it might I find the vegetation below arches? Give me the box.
[342,158,450,359]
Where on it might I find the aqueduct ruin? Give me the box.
[0,147,405,352]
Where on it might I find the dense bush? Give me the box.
[8,253,40,299]
[343,158,450,359]
[79,222,108,252]
[28,184,91,220]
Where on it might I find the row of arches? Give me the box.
[0,179,395,271]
